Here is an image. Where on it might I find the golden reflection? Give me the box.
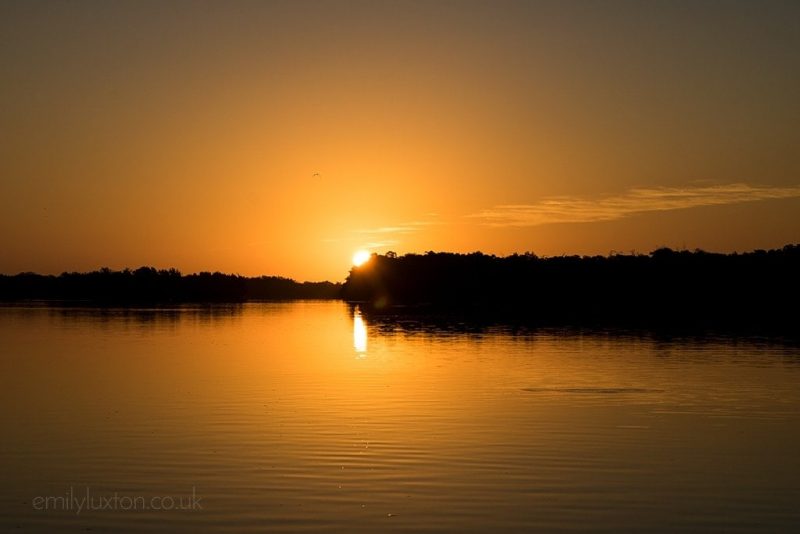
[353,308,367,354]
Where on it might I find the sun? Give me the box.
[352,250,371,267]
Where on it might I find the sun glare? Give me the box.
[352,250,371,267]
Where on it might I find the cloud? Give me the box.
[353,221,435,249]
[362,240,399,248]
[355,221,435,236]
[322,219,437,249]
[471,183,800,227]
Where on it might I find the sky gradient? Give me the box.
[2,0,799,281]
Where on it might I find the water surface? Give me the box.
[1,302,799,532]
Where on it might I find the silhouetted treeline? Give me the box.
[342,246,800,332]
[0,267,341,303]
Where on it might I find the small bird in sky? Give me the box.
[312,172,321,178]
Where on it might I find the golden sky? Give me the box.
[2,1,799,281]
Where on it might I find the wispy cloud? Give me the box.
[471,183,800,227]
[355,220,435,236]
[354,219,441,249]
[362,240,399,248]
[323,219,438,249]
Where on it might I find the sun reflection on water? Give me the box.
[353,308,367,355]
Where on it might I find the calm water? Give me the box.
[1,302,799,533]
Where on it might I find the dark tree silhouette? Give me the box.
[341,246,800,331]
[0,268,340,303]
[4,245,799,331]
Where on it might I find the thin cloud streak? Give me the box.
[355,221,436,236]
[322,219,436,250]
[362,240,399,248]
[353,220,438,250]
[472,183,800,227]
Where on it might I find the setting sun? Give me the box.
[352,250,371,267]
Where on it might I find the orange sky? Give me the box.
[2,1,799,281]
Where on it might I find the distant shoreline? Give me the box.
[0,268,341,303]
[3,245,799,334]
